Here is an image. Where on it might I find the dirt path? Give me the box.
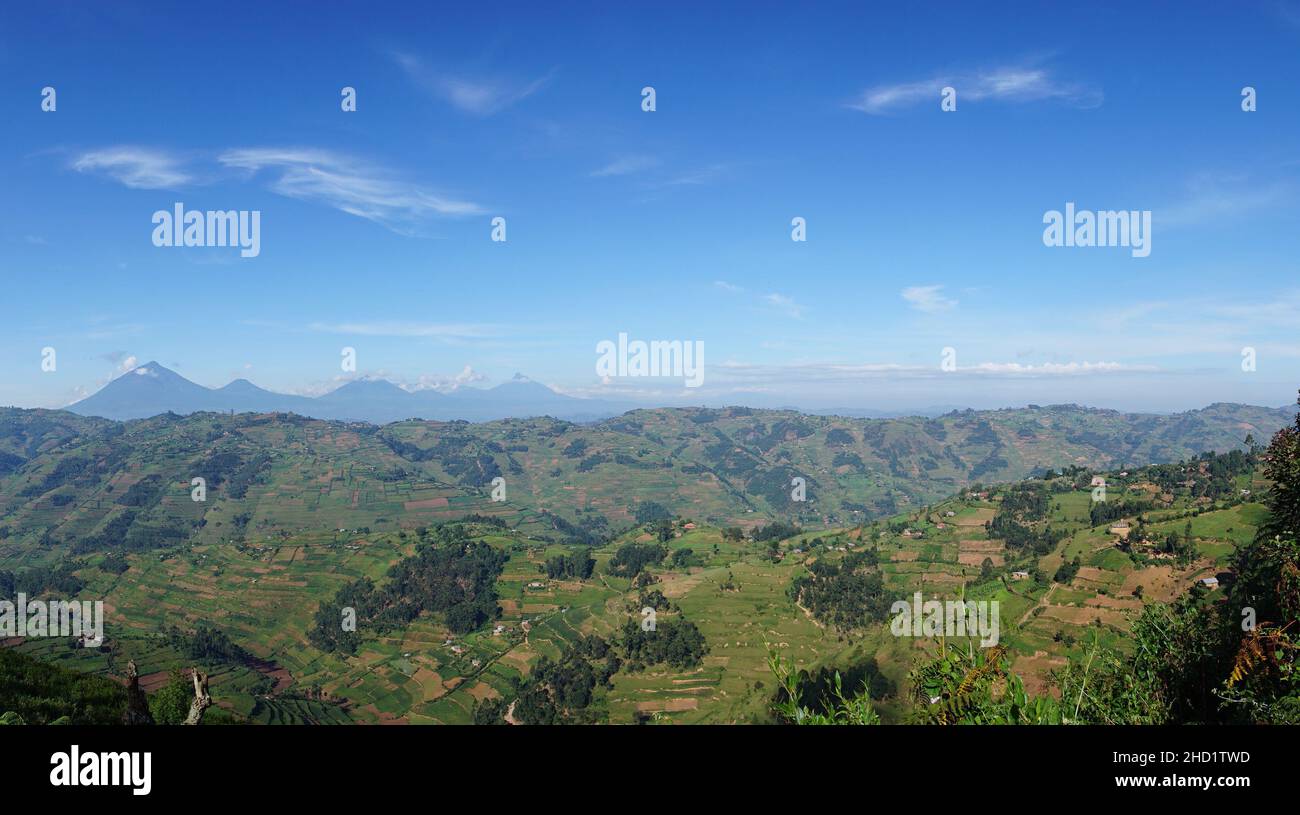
[1018,583,1058,626]
[793,600,826,629]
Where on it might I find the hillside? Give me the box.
[0,398,1290,723]
[0,401,1290,572]
[0,442,1270,724]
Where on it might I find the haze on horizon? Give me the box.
[16,357,1298,420]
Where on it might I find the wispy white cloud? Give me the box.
[68,145,483,233]
[590,155,659,178]
[1159,172,1291,228]
[71,146,192,189]
[83,321,145,341]
[901,285,958,313]
[849,63,1101,115]
[714,282,803,317]
[306,320,498,339]
[1083,291,1300,359]
[763,293,806,318]
[656,163,729,188]
[961,361,1157,375]
[218,147,483,231]
[392,51,552,115]
[713,359,1157,383]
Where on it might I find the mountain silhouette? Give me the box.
[67,362,631,423]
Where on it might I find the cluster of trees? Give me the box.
[1089,498,1153,527]
[636,589,673,612]
[648,518,675,542]
[985,512,1065,555]
[544,550,595,580]
[984,481,1069,556]
[607,542,667,578]
[746,467,810,508]
[98,551,130,574]
[73,509,138,553]
[308,577,373,655]
[1127,520,1198,565]
[69,508,188,555]
[0,450,24,477]
[670,547,702,568]
[612,451,659,470]
[750,419,816,452]
[450,513,508,530]
[1053,556,1081,583]
[477,606,708,723]
[480,635,619,725]
[753,521,802,542]
[539,510,607,547]
[0,647,126,725]
[378,433,502,487]
[633,501,673,524]
[825,428,856,446]
[968,450,1011,480]
[311,525,508,654]
[0,560,85,598]
[19,455,91,497]
[1131,448,1258,501]
[195,449,271,499]
[618,616,708,670]
[165,624,251,666]
[115,474,166,507]
[561,438,589,458]
[576,452,610,472]
[832,451,866,471]
[998,483,1051,520]
[788,550,891,629]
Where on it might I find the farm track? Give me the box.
[1018,583,1059,626]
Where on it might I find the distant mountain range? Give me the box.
[65,362,636,423]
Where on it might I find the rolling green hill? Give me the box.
[0,401,1290,572]
[0,442,1270,724]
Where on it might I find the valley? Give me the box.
[0,399,1289,723]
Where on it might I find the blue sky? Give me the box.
[3,0,1299,413]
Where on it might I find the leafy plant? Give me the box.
[768,651,879,725]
